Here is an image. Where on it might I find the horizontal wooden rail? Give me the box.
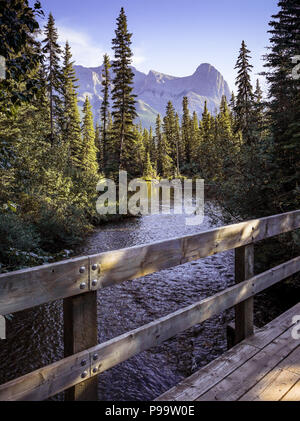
[0,210,299,315]
[1,256,299,401]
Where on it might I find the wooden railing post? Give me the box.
[63,290,98,401]
[234,244,254,343]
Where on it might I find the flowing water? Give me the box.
[0,203,240,400]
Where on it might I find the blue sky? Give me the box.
[34,0,279,93]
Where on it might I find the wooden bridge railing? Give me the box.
[0,210,299,401]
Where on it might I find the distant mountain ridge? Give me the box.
[74,63,231,128]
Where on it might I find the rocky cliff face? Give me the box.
[74,63,231,128]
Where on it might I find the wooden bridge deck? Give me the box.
[157,303,300,401]
[0,210,299,401]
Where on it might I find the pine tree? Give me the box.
[234,40,254,143]
[95,122,103,170]
[129,125,145,177]
[0,0,43,113]
[42,13,62,144]
[200,101,212,142]
[142,128,150,158]
[111,7,137,170]
[229,91,236,129]
[148,126,157,168]
[60,42,82,166]
[190,111,200,162]
[197,101,213,178]
[253,79,266,139]
[100,54,111,173]
[81,96,98,176]
[218,95,233,141]
[143,152,156,179]
[156,114,172,177]
[174,113,181,176]
[264,0,300,211]
[163,101,177,168]
[181,96,191,166]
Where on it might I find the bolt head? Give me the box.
[92,279,98,287]
[79,266,86,274]
[92,367,98,374]
[80,282,86,290]
[92,264,98,271]
[81,359,87,367]
[93,354,98,361]
[81,370,88,379]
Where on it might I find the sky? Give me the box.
[33,0,279,93]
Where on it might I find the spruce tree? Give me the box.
[0,0,43,113]
[174,113,181,176]
[200,101,212,142]
[253,79,266,139]
[100,54,111,173]
[142,128,150,158]
[143,152,156,179]
[111,7,137,171]
[81,96,98,176]
[264,0,300,211]
[234,40,254,143]
[181,96,191,166]
[42,13,62,144]
[198,101,213,178]
[156,114,172,177]
[95,122,103,170]
[163,101,177,168]
[218,95,233,141]
[190,111,200,162]
[148,126,157,168]
[60,41,82,165]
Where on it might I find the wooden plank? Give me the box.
[234,245,254,343]
[156,304,300,401]
[281,379,300,401]
[241,346,300,401]
[198,325,300,401]
[0,349,90,401]
[244,302,300,349]
[276,346,300,375]
[0,262,299,401]
[64,291,98,401]
[90,210,300,289]
[0,256,89,315]
[156,343,259,401]
[240,369,300,401]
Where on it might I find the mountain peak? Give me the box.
[193,63,217,75]
[74,62,231,128]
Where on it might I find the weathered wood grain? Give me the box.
[0,349,90,401]
[0,258,299,401]
[90,210,300,289]
[234,244,254,343]
[0,257,89,315]
[88,257,300,378]
[281,378,300,401]
[156,303,300,401]
[0,210,299,315]
[64,291,98,401]
[199,326,299,401]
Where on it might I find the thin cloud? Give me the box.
[57,25,104,67]
[132,47,146,67]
